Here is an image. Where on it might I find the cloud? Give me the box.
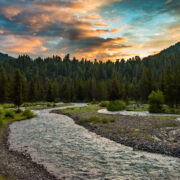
[0,35,47,54]
[166,0,173,4]
[53,36,134,60]
[0,0,179,60]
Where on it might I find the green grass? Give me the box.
[78,116,115,124]
[163,106,180,114]
[153,119,179,129]
[118,128,153,140]
[107,100,126,111]
[2,104,15,109]
[151,116,177,120]
[22,102,73,110]
[22,102,57,110]
[78,116,100,124]
[0,174,9,180]
[126,104,148,111]
[0,108,35,137]
[22,102,55,107]
[57,104,100,114]
[101,117,115,123]
[0,105,36,180]
[99,101,109,107]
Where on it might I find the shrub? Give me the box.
[109,117,115,122]
[3,104,15,108]
[101,117,108,123]
[0,109,3,127]
[78,116,100,124]
[99,101,109,107]
[107,100,126,111]
[4,109,15,118]
[148,90,164,113]
[0,108,4,119]
[0,119,3,127]
[78,117,90,123]
[22,108,34,118]
[89,116,100,124]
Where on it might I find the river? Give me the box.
[8,104,180,179]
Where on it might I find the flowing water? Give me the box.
[9,104,180,179]
[98,109,180,118]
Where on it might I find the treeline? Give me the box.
[0,42,180,107]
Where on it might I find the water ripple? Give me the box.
[8,103,180,179]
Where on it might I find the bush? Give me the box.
[109,117,115,122]
[78,116,115,124]
[0,109,3,127]
[3,104,15,108]
[22,109,34,118]
[78,116,100,124]
[101,117,108,123]
[0,108,4,119]
[78,117,90,123]
[107,100,126,111]
[101,117,115,123]
[4,109,15,118]
[0,119,3,127]
[99,101,109,107]
[89,116,100,124]
[148,90,164,113]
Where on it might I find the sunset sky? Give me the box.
[0,0,179,60]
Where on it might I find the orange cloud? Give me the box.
[0,0,134,61]
[59,36,133,61]
[4,35,47,54]
[1,6,21,20]
[93,23,109,27]
[0,29,5,34]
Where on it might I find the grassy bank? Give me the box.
[0,106,35,179]
[21,102,73,110]
[0,108,35,136]
[100,100,180,114]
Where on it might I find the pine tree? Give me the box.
[47,82,54,102]
[139,67,154,101]
[0,69,10,103]
[91,78,97,101]
[29,79,38,102]
[97,81,107,101]
[13,70,25,110]
[108,77,120,100]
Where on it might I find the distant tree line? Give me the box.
[0,42,180,107]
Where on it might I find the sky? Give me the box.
[0,0,179,61]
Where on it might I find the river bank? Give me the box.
[53,104,180,158]
[0,121,58,180]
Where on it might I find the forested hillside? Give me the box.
[0,53,14,62]
[0,42,180,106]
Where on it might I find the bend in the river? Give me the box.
[8,103,180,179]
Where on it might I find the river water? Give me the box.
[8,104,180,179]
[98,109,180,118]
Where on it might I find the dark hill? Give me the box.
[0,53,14,62]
